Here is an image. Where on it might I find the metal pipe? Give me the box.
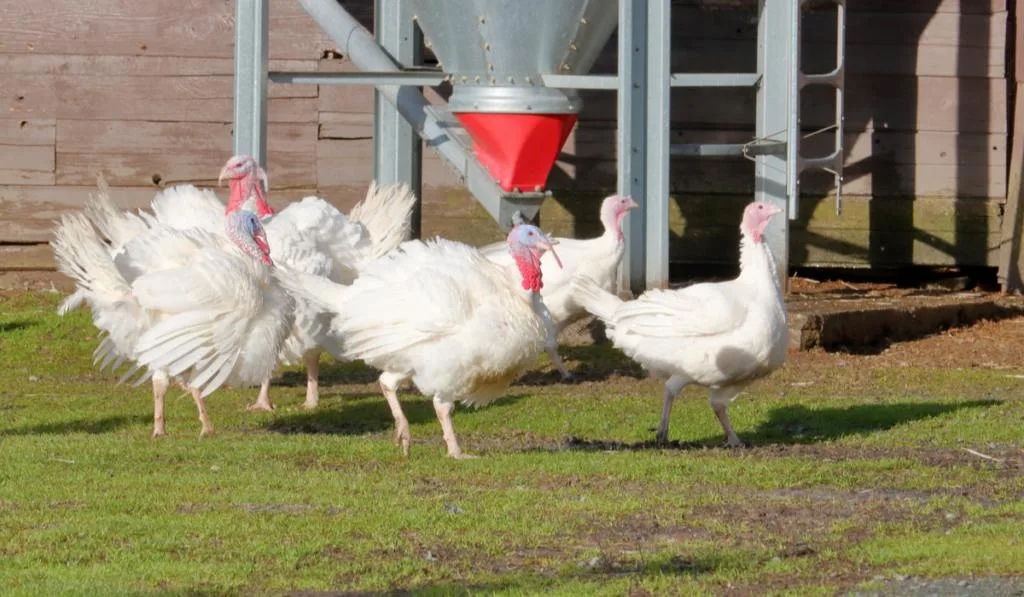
[233,0,269,166]
[268,71,444,86]
[298,0,535,225]
[786,0,801,221]
[617,0,648,295]
[670,143,746,157]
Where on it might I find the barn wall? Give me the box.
[0,0,1010,285]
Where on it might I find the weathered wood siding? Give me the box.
[0,0,1010,279]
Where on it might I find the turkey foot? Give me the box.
[394,421,411,457]
[434,397,475,459]
[712,402,743,449]
[547,346,573,381]
[247,380,275,412]
[191,388,215,437]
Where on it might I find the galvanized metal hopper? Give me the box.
[408,0,618,192]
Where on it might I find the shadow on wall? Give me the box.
[542,1,1000,271]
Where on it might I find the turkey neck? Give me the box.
[737,233,783,299]
[600,207,627,244]
[530,291,558,342]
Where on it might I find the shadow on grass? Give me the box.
[559,399,999,452]
[291,554,718,596]
[265,392,528,435]
[517,344,645,386]
[0,319,35,334]
[276,359,381,387]
[0,414,148,436]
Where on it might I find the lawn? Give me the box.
[0,292,1022,595]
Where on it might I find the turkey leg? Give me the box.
[433,396,475,459]
[152,370,169,438]
[301,351,320,409]
[709,387,744,448]
[191,387,215,437]
[656,375,687,444]
[379,371,411,456]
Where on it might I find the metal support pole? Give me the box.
[785,0,801,221]
[645,0,671,290]
[375,0,423,238]
[755,0,793,288]
[618,0,647,295]
[233,0,269,167]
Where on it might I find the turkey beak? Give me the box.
[218,164,233,186]
[626,197,640,210]
[765,203,784,217]
[256,165,269,194]
[253,228,271,258]
[535,233,563,269]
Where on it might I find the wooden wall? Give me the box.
[0,0,1011,286]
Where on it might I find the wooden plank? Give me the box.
[0,76,57,120]
[560,157,1006,198]
[317,138,458,189]
[674,0,1004,13]
[670,8,1007,49]
[573,128,1007,167]
[0,0,331,59]
[55,121,317,187]
[0,244,56,271]
[593,39,1006,79]
[580,76,1008,134]
[0,191,1003,269]
[0,171,55,185]
[0,185,321,243]
[317,62,376,114]
[0,119,55,146]
[318,112,374,139]
[0,145,53,172]
[0,54,317,76]
[53,75,316,122]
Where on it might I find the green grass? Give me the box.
[1,292,1022,595]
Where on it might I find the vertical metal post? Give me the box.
[617,0,648,295]
[645,0,671,289]
[755,0,793,287]
[785,0,801,221]
[233,0,269,167]
[375,0,424,237]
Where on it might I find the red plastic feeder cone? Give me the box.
[454,112,577,192]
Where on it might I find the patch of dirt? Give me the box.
[790,315,1024,371]
[846,576,1024,597]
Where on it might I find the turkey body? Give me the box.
[281,226,558,458]
[53,190,295,437]
[572,202,788,446]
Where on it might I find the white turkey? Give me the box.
[479,194,638,379]
[280,224,562,458]
[53,181,295,437]
[571,201,788,447]
[145,155,417,411]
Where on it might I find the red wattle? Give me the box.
[513,253,543,292]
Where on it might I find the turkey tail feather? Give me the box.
[570,274,623,324]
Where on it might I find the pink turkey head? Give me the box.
[219,154,274,218]
[507,224,562,293]
[599,194,640,241]
[740,201,783,244]
[226,209,273,266]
